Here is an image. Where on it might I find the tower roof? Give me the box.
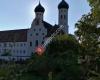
[58,0,69,9]
[34,2,45,12]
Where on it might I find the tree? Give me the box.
[25,34,83,80]
[75,13,100,56]
[87,0,100,22]
[46,35,81,80]
[75,9,100,80]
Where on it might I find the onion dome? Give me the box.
[58,0,69,9]
[35,2,45,12]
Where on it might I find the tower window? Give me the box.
[35,40,38,47]
[35,19,39,25]
[37,13,39,17]
[30,42,32,46]
[39,13,40,15]
[30,34,32,36]
[61,15,63,19]
[64,15,66,19]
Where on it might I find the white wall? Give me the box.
[0,42,29,61]
[27,20,47,55]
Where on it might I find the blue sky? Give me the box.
[0,0,91,34]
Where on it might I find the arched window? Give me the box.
[61,15,63,19]
[30,42,32,47]
[35,40,38,47]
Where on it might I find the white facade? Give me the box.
[0,42,29,61]
[27,20,47,55]
[0,0,69,61]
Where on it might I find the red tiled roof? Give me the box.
[0,21,62,42]
[0,29,28,42]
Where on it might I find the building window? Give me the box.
[17,50,19,53]
[4,43,7,47]
[17,44,19,47]
[39,28,41,31]
[12,58,15,61]
[13,44,15,47]
[13,50,15,53]
[9,43,12,47]
[24,43,26,46]
[4,49,6,52]
[37,13,39,16]
[20,50,22,53]
[23,50,25,54]
[61,15,63,19]
[42,33,45,35]
[64,15,66,19]
[34,29,36,31]
[35,40,38,47]
[43,37,45,40]
[30,42,32,46]
[36,33,38,35]
[61,10,63,12]
[30,34,32,36]
[20,44,23,47]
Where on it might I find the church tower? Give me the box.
[58,0,69,34]
[34,2,45,25]
[28,2,46,55]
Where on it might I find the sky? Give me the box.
[0,0,91,34]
